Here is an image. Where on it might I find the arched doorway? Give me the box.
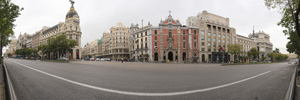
[202,54,205,62]
[168,52,173,61]
[154,53,158,61]
[182,52,186,61]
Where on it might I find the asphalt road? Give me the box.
[3,58,295,100]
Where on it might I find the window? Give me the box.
[75,35,78,39]
[145,43,148,48]
[208,49,211,51]
[201,37,205,40]
[202,48,205,51]
[194,30,197,34]
[201,42,205,45]
[213,39,216,42]
[208,43,211,46]
[168,29,172,37]
[201,30,204,35]
[218,34,221,37]
[155,42,158,47]
[154,30,157,34]
[183,36,186,40]
[69,35,72,39]
[208,38,211,41]
[183,42,186,48]
[208,33,211,36]
[145,31,147,36]
[227,41,230,44]
[194,42,197,48]
[223,40,225,43]
[194,36,197,40]
[213,33,216,37]
[218,39,220,42]
[183,30,186,35]
[223,35,225,38]
[155,36,157,40]
[76,27,77,31]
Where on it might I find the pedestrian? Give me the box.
[121,58,123,63]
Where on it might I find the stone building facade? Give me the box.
[248,31,273,60]
[4,39,18,57]
[39,3,82,60]
[236,34,257,60]
[187,10,237,63]
[102,23,130,60]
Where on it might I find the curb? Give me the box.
[3,63,17,100]
[284,64,297,100]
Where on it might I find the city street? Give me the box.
[4,58,295,100]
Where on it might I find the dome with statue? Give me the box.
[66,0,79,20]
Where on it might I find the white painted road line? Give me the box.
[12,60,271,97]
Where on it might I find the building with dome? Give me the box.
[102,22,130,60]
[39,1,82,60]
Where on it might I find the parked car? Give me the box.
[90,58,95,61]
[57,57,69,61]
[96,58,100,61]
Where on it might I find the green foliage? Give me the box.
[37,34,78,60]
[7,53,12,57]
[228,44,242,61]
[267,52,288,62]
[273,48,280,53]
[0,0,23,47]
[15,48,38,58]
[248,48,260,60]
[265,0,300,56]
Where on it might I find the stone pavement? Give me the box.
[0,64,4,100]
[296,64,300,100]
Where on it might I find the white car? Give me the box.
[96,58,100,61]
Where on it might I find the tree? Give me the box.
[0,0,23,64]
[265,0,300,56]
[7,53,12,57]
[248,48,260,62]
[38,44,48,60]
[228,44,242,62]
[273,48,280,53]
[265,0,300,39]
[37,34,78,60]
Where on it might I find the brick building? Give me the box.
[130,13,199,63]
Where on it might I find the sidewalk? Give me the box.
[0,64,4,100]
[296,64,300,100]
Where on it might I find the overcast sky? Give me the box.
[5,0,289,54]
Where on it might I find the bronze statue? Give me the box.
[69,0,75,7]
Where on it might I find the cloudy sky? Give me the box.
[6,0,288,53]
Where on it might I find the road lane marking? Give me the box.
[12,60,271,96]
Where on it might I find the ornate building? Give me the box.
[39,1,82,60]
[102,23,130,60]
[248,31,273,60]
[130,13,199,63]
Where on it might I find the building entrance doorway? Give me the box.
[168,52,173,61]
[154,53,158,61]
[202,54,205,62]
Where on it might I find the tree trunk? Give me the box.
[294,1,300,39]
